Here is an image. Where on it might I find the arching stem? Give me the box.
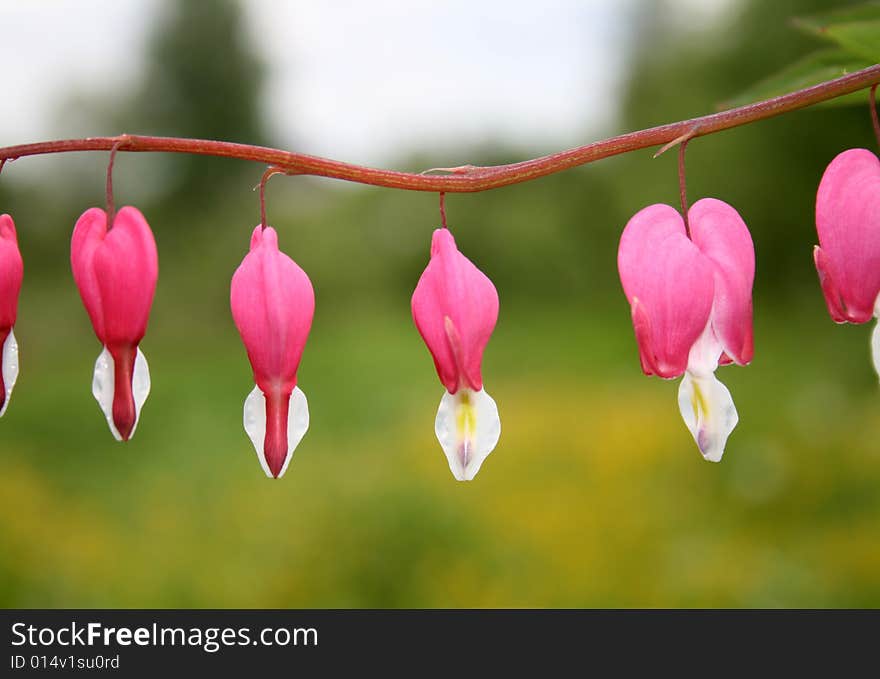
[870,84,880,149]
[3,65,880,193]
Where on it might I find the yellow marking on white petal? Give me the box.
[455,390,478,463]
[678,371,738,463]
[690,379,708,424]
[435,387,500,481]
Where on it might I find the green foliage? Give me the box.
[721,49,873,109]
[732,1,880,106]
[793,1,880,60]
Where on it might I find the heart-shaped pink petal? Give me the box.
[231,225,315,478]
[618,204,715,378]
[231,226,315,392]
[71,206,158,440]
[815,148,880,323]
[71,207,158,344]
[688,198,755,365]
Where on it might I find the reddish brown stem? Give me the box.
[679,139,690,235]
[2,65,880,192]
[259,166,285,230]
[870,84,880,148]
[439,192,447,229]
[106,142,123,226]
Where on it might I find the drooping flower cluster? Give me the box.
[1,190,500,480]
[2,135,879,483]
[618,199,755,462]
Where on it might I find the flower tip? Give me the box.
[435,388,500,481]
[92,346,151,442]
[697,431,724,463]
[243,385,309,479]
[114,413,136,442]
[677,371,737,464]
[264,437,287,479]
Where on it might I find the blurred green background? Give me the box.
[1,0,879,608]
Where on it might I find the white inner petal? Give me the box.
[0,329,19,418]
[243,385,309,479]
[872,293,880,380]
[91,346,151,441]
[131,348,151,435]
[686,320,723,377]
[678,371,738,463]
[435,387,501,481]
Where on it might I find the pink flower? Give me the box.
[618,198,754,461]
[71,207,158,441]
[0,214,23,417]
[814,148,880,375]
[230,225,314,479]
[412,228,500,480]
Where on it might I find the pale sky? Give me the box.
[1,0,734,167]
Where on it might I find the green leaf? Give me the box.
[793,2,880,62]
[720,49,873,110]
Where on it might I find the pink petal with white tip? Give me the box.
[230,225,315,478]
[618,204,715,378]
[71,207,158,440]
[815,148,880,324]
[412,228,501,480]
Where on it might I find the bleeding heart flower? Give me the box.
[230,225,314,479]
[618,198,754,462]
[0,214,23,417]
[814,148,880,375]
[71,206,158,441]
[412,227,500,481]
